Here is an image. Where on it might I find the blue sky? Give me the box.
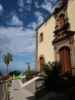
[0,0,59,75]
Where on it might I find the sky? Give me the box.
[0,0,59,75]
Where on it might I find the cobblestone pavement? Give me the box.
[9,80,35,100]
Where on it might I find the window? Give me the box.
[56,13,65,29]
[39,56,45,66]
[59,13,65,18]
[40,33,43,42]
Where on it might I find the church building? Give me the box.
[36,0,75,75]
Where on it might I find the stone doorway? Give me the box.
[59,46,72,74]
[39,56,45,72]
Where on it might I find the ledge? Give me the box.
[52,31,75,44]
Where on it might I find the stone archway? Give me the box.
[39,56,45,72]
[59,46,72,74]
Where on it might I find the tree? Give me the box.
[50,61,61,79]
[25,63,33,80]
[9,70,21,76]
[3,52,13,75]
[2,52,13,100]
[42,61,61,90]
[0,72,2,76]
[43,61,61,79]
[0,72,2,80]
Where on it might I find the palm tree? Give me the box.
[3,52,13,100]
[25,63,33,80]
[3,52,13,75]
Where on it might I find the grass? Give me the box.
[8,75,26,80]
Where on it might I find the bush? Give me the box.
[42,61,61,90]
[25,65,38,80]
[25,66,33,80]
[43,62,61,79]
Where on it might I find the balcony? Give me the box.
[54,22,70,36]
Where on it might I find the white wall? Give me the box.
[37,16,55,71]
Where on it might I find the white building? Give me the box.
[36,0,75,75]
[36,16,55,71]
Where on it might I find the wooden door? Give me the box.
[59,47,71,74]
[39,56,45,72]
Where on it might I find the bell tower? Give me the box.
[53,0,75,75]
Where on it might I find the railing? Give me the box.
[18,76,40,93]
[0,74,45,99]
[17,74,45,94]
[0,81,8,100]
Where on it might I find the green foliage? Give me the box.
[42,61,61,89]
[0,72,2,76]
[50,61,61,79]
[9,71,21,76]
[43,61,61,78]
[3,52,13,66]
[3,52,13,74]
[25,65,33,80]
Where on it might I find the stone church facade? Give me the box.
[36,0,75,75]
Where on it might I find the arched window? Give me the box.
[40,32,43,42]
[39,56,45,65]
[56,13,65,29]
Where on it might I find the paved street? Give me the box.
[10,80,35,100]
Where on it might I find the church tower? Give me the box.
[52,0,75,75]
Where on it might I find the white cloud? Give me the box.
[0,34,11,54]
[27,22,37,30]
[35,12,44,25]
[17,0,24,7]
[41,0,59,13]
[42,1,52,12]
[9,36,35,54]
[0,4,3,15]
[7,15,23,26]
[24,43,35,53]
[0,27,35,54]
[12,15,22,25]
[34,2,39,9]
[0,27,33,38]
[26,0,32,4]
[0,4,3,11]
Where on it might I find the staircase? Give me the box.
[9,76,43,100]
